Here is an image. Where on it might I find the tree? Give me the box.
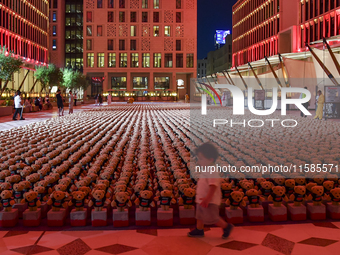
[0,46,23,97]
[62,69,90,98]
[34,64,63,93]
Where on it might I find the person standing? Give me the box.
[56,90,64,116]
[94,94,98,105]
[107,93,112,105]
[13,91,25,120]
[314,90,325,120]
[74,93,77,106]
[300,87,310,117]
[69,91,74,114]
[98,94,103,106]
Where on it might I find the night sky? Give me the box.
[197,0,238,59]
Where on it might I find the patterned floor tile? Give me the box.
[242,225,284,233]
[313,222,339,229]
[262,233,295,255]
[3,231,43,249]
[61,231,104,238]
[10,245,53,255]
[298,237,338,247]
[292,243,334,255]
[207,247,244,255]
[3,231,29,238]
[217,240,258,251]
[136,229,158,236]
[38,232,79,249]
[95,244,138,254]
[56,239,91,255]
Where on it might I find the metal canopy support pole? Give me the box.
[225,70,235,85]
[278,54,290,87]
[235,67,248,89]
[323,37,340,80]
[248,62,264,90]
[18,70,30,91]
[222,71,231,84]
[265,56,282,88]
[306,43,340,86]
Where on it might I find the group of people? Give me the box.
[56,90,78,116]
[94,94,103,106]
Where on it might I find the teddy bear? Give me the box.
[323,181,334,195]
[284,179,295,196]
[88,189,110,211]
[258,181,273,198]
[307,186,325,206]
[12,182,26,204]
[313,176,324,185]
[68,191,88,211]
[243,189,264,208]
[238,180,254,193]
[5,175,21,189]
[306,182,317,196]
[268,186,288,207]
[134,190,155,211]
[155,190,176,211]
[289,186,307,206]
[33,186,48,202]
[178,188,195,209]
[0,190,15,211]
[0,170,10,183]
[111,192,132,212]
[226,191,246,209]
[326,188,340,206]
[295,177,306,186]
[221,182,233,202]
[130,183,146,201]
[47,191,68,211]
[21,191,41,211]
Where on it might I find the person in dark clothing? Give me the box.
[56,90,64,116]
[98,94,103,106]
[34,97,42,110]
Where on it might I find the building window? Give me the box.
[153,12,159,22]
[52,40,57,50]
[87,39,92,50]
[131,26,137,36]
[112,77,127,89]
[142,0,148,8]
[119,53,128,67]
[186,53,194,68]
[165,53,173,67]
[142,53,150,67]
[108,0,114,8]
[97,26,103,36]
[87,53,94,67]
[154,53,161,68]
[153,26,159,36]
[119,39,125,50]
[97,53,105,67]
[119,0,126,8]
[176,40,181,51]
[131,53,139,67]
[176,12,181,23]
[52,26,57,36]
[154,0,159,9]
[119,12,125,22]
[154,77,170,89]
[87,26,92,36]
[53,0,58,8]
[108,53,116,67]
[52,12,57,22]
[176,0,181,9]
[142,12,148,22]
[131,12,137,22]
[164,26,171,36]
[133,77,148,89]
[176,53,183,68]
[108,40,114,50]
[87,12,92,22]
[130,39,137,50]
[97,0,103,8]
[108,12,114,22]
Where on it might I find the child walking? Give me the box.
[188,142,233,238]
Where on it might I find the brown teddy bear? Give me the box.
[290,186,307,206]
[33,186,48,202]
[21,191,41,211]
[243,189,264,208]
[295,177,306,186]
[238,180,254,193]
[13,182,26,204]
[226,191,246,209]
[111,192,132,212]
[284,179,295,196]
[88,190,110,211]
[131,183,146,201]
[258,181,273,197]
[68,191,88,211]
[326,188,340,206]
[0,190,15,211]
[134,190,155,211]
[307,186,325,206]
[155,190,176,211]
[178,188,195,209]
[306,182,317,196]
[268,186,288,207]
[47,191,68,211]
[221,182,233,202]
[323,181,334,195]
